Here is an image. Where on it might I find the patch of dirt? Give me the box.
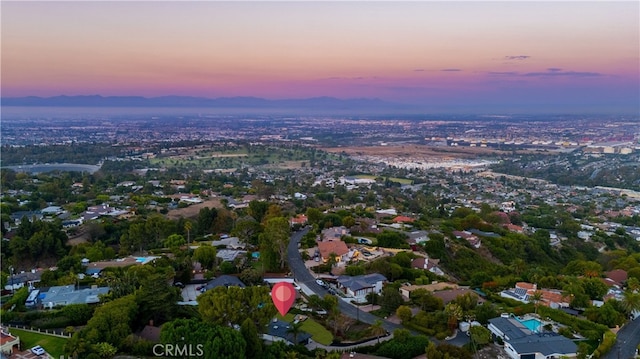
[165,197,223,220]
[475,343,510,359]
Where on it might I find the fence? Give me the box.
[2,324,72,338]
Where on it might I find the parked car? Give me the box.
[31,346,45,356]
[315,279,326,287]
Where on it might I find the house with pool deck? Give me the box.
[488,314,578,359]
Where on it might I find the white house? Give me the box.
[336,273,387,301]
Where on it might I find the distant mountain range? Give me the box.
[1,95,411,111]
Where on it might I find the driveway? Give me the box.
[287,228,403,333]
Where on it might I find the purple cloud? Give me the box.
[488,71,519,76]
[523,70,602,77]
[505,55,530,60]
[413,69,425,72]
[441,68,461,72]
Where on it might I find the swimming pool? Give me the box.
[518,318,542,332]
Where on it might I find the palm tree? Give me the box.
[530,291,543,315]
[620,290,640,319]
[327,252,338,272]
[370,319,386,344]
[286,321,304,345]
[184,221,192,247]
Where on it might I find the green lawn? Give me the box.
[8,328,68,358]
[355,174,412,184]
[276,313,334,345]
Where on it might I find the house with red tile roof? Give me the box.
[289,214,308,227]
[392,216,415,224]
[0,328,19,355]
[604,269,628,287]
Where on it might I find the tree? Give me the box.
[396,305,412,323]
[81,294,138,349]
[193,245,217,271]
[411,289,443,312]
[135,272,181,325]
[620,290,640,318]
[240,318,262,359]
[444,303,463,333]
[370,319,386,344]
[163,234,185,249]
[469,325,491,348]
[239,268,264,286]
[198,285,276,330]
[381,286,404,314]
[161,318,246,359]
[286,320,304,344]
[93,342,117,358]
[582,277,609,300]
[184,221,192,246]
[232,216,261,247]
[261,217,291,271]
[529,291,543,315]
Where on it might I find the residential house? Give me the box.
[289,214,308,227]
[411,257,444,276]
[488,316,577,359]
[263,319,312,346]
[392,216,415,224]
[452,230,481,248]
[9,211,43,226]
[4,269,42,291]
[603,269,627,287]
[336,273,387,301]
[40,285,110,308]
[317,240,350,265]
[211,236,245,250]
[203,275,246,291]
[407,231,429,244]
[0,328,19,355]
[321,226,349,241]
[500,283,570,309]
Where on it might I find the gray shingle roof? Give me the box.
[488,317,531,340]
[204,275,246,290]
[266,319,312,345]
[509,333,578,356]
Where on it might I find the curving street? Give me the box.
[602,317,640,359]
[287,227,403,333]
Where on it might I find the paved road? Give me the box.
[602,317,640,359]
[287,228,403,333]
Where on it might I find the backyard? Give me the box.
[8,328,68,358]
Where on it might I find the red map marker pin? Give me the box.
[272,282,296,316]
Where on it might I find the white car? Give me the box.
[31,345,45,355]
[315,279,325,287]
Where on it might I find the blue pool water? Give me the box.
[518,318,542,332]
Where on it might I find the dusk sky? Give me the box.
[2,1,639,113]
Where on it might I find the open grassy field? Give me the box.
[8,328,68,358]
[277,313,334,345]
[354,174,412,185]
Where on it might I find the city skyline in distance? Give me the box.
[2,1,639,114]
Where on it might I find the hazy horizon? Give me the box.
[2,1,639,114]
